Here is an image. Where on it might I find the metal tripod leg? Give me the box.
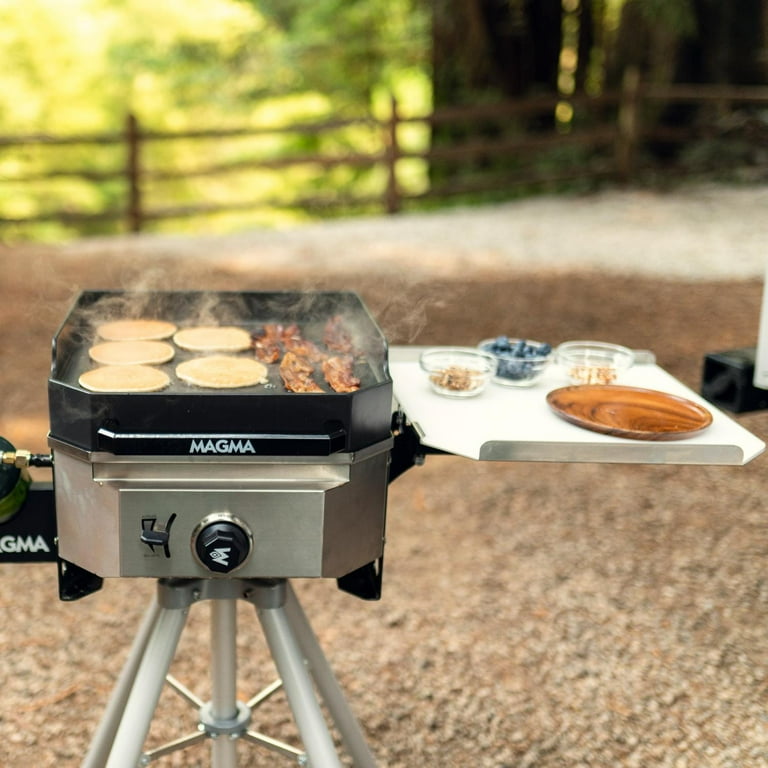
[81,598,163,768]
[208,598,239,768]
[251,580,377,768]
[284,584,378,768]
[103,602,188,768]
[255,582,344,768]
[114,581,253,768]
[83,578,377,768]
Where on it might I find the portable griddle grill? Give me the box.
[49,290,394,584]
[4,289,425,768]
[2,288,765,767]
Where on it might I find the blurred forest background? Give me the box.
[1,0,767,242]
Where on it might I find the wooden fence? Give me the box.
[2,77,768,235]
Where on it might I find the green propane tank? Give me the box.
[0,437,30,523]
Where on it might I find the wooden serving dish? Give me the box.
[546,384,713,441]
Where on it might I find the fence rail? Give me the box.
[1,78,766,235]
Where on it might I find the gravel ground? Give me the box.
[36,182,768,281]
[1,183,768,767]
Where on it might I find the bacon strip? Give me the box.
[251,323,282,363]
[322,355,360,393]
[324,315,354,354]
[282,324,326,362]
[279,351,323,393]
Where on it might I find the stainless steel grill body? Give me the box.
[51,437,391,579]
[46,290,395,582]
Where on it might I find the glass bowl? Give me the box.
[419,348,497,397]
[556,340,635,385]
[478,337,553,387]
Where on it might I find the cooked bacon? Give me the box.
[279,323,325,361]
[280,324,301,344]
[287,339,325,361]
[256,320,358,393]
[251,324,282,363]
[322,355,360,393]
[324,315,354,354]
[279,351,323,393]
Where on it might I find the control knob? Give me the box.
[192,513,252,574]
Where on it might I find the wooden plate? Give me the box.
[546,385,713,440]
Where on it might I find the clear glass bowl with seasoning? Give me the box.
[419,348,497,398]
[556,340,635,385]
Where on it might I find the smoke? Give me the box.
[370,278,448,346]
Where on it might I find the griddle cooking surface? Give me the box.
[48,291,393,454]
[55,291,385,393]
[58,320,379,395]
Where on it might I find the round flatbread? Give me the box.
[176,356,268,389]
[88,340,175,366]
[96,319,177,341]
[173,326,252,352]
[79,365,171,393]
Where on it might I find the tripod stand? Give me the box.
[81,578,378,768]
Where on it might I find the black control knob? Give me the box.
[193,515,252,574]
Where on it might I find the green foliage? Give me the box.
[0,0,427,129]
[0,0,429,240]
[253,0,429,105]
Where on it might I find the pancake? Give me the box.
[88,340,175,366]
[176,356,268,389]
[173,326,252,352]
[79,365,171,393]
[96,319,177,341]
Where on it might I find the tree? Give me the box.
[607,0,768,88]
[676,0,767,85]
[606,0,768,162]
[428,0,564,186]
[430,0,563,106]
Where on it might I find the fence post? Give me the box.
[616,66,641,183]
[125,113,142,233]
[384,95,400,214]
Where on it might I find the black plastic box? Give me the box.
[701,347,768,413]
